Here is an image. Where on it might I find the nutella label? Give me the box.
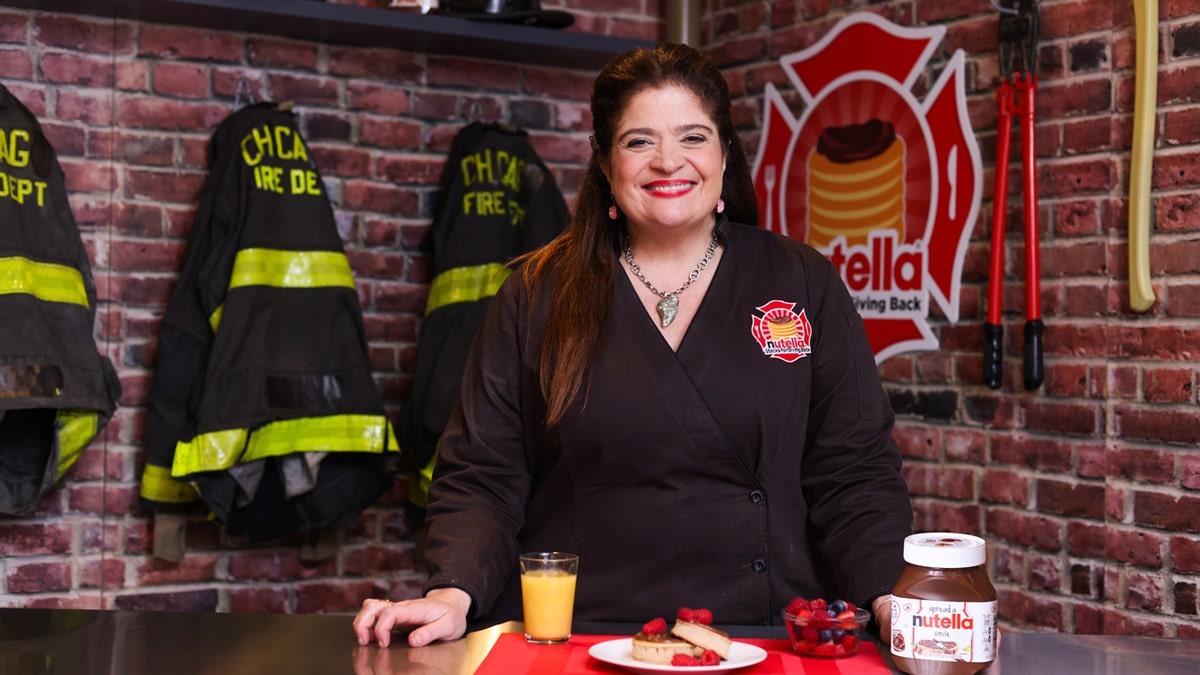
[890,596,997,663]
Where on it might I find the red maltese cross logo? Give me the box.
[752,13,982,362]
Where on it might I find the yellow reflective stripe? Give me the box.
[175,428,248,474]
[207,249,355,331]
[171,414,398,476]
[139,463,201,504]
[406,444,439,509]
[0,256,89,308]
[425,263,511,315]
[208,304,224,333]
[54,409,98,480]
[228,248,355,291]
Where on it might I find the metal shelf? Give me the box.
[7,0,651,70]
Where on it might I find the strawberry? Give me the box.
[693,608,713,625]
[699,649,721,666]
[812,642,839,656]
[676,607,697,622]
[641,617,667,635]
[836,610,860,629]
[671,654,702,666]
[842,635,859,651]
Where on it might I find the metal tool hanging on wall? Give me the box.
[984,0,1043,391]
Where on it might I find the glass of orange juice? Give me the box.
[519,551,579,644]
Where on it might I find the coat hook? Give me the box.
[990,0,1019,14]
[467,101,484,123]
[233,77,256,110]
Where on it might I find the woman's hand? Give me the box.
[352,587,472,648]
[872,594,892,644]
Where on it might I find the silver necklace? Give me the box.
[623,230,719,328]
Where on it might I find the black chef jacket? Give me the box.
[423,217,913,627]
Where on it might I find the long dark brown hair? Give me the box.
[520,43,759,425]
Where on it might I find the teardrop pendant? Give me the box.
[656,295,679,328]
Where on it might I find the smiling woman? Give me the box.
[603,84,730,335]
[353,42,913,650]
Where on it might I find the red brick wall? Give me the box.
[4,0,1200,640]
[710,0,1200,637]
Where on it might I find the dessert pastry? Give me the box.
[630,609,727,666]
[670,619,732,660]
[630,631,700,665]
[631,617,698,664]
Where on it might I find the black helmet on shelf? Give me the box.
[438,0,574,29]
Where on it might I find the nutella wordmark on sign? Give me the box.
[751,13,982,362]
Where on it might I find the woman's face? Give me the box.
[603,84,726,236]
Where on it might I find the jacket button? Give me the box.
[749,490,764,504]
[752,558,767,573]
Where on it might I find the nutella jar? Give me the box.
[889,533,998,674]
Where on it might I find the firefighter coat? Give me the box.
[140,102,399,542]
[397,122,568,507]
[0,84,121,514]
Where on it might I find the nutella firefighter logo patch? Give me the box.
[752,300,812,363]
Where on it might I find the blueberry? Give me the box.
[832,628,846,641]
[818,629,832,643]
[830,599,846,614]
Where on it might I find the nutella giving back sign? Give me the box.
[751,13,982,362]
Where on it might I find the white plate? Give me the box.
[587,638,768,674]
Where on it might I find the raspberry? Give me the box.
[800,626,819,642]
[842,635,859,651]
[807,611,834,630]
[843,600,858,613]
[699,649,721,666]
[641,617,667,635]
[693,608,713,625]
[676,607,697,622]
[785,596,811,615]
[810,598,827,612]
[671,654,701,666]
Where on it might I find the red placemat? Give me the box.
[474,633,892,674]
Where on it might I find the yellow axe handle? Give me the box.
[1129,0,1158,312]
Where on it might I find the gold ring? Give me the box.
[383,599,393,607]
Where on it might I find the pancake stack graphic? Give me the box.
[767,315,799,342]
[807,119,905,248]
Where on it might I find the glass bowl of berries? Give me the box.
[781,597,871,658]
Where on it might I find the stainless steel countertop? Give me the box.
[2,608,1199,674]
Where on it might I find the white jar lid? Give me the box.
[903,532,986,568]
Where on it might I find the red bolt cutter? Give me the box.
[984,0,1043,391]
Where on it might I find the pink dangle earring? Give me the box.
[716,199,725,214]
[608,195,619,220]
